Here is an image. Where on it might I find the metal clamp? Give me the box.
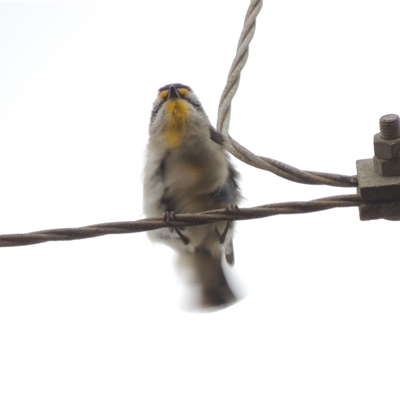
[357,114,400,220]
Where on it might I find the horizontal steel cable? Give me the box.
[0,194,361,247]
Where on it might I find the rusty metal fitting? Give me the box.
[357,113,400,220]
[373,114,400,176]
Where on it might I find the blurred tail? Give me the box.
[176,249,238,310]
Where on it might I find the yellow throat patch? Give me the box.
[164,98,189,147]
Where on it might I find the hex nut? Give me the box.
[374,133,400,160]
[373,156,400,176]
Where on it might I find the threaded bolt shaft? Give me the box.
[379,114,400,139]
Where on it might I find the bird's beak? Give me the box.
[168,85,181,100]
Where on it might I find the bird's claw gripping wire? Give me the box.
[219,204,239,244]
[163,211,190,245]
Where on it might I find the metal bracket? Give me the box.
[357,114,400,221]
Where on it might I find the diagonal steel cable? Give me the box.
[217,0,263,136]
[217,0,356,188]
[229,137,358,187]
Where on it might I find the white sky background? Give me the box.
[1,1,400,399]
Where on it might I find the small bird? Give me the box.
[143,83,242,310]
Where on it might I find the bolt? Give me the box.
[379,114,400,139]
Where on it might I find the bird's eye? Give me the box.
[159,90,168,99]
[177,88,189,96]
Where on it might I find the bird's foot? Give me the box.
[163,211,190,245]
[219,204,239,244]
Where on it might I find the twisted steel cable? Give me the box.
[217,0,357,188]
[0,195,361,247]
[217,0,263,136]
